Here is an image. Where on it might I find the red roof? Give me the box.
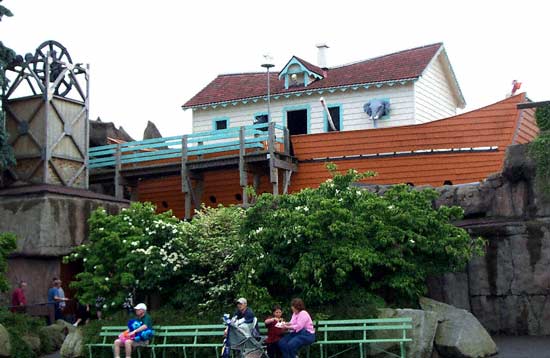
[183,43,444,108]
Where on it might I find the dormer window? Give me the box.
[279,56,324,90]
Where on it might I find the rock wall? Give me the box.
[426,145,550,335]
[0,185,128,310]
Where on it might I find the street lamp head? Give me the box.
[261,63,275,69]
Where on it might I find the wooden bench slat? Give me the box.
[318,324,413,332]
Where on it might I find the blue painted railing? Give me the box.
[89,123,287,169]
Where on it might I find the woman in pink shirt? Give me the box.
[278,298,315,358]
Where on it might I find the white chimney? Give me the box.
[316,43,329,69]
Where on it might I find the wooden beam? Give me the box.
[239,126,248,206]
[283,169,293,194]
[273,157,298,172]
[114,143,123,199]
[517,101,550,109]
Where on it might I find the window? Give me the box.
[254,113,269,131]
[213,117,229,130]
[326,106,342,132]
[286,109,308,135]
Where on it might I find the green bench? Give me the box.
[86,325,162,358]
[87,318,412,358]
[313,318,413,358]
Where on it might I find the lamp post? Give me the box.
[261,62,274,122]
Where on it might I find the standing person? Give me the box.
[264,305,286,358]
[278,298,315,358]
[113,303,153,358]
[11,281,27,313]
[57,279,66,312]
[47,278,69,322]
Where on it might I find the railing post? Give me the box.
[114,143,123,199]
[181,135,191,219]
[283,126,290,156]
[239,126,248,206]
[268,122,278,195]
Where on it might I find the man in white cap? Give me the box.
[113,303,153,358]
[231,297,259,337]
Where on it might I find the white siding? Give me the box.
[414,54,458,123]
[191,83,415,134]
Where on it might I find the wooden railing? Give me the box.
[88,122,288,169]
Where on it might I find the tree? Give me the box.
[0,2,16,172]
[237,165,485,313]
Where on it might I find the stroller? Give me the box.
[222,314,268,358]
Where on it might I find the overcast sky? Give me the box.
[3,0,549,139]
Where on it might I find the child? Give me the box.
[264,304,286,358]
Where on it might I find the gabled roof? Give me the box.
[183,43,458,109]
[279,56,325,79]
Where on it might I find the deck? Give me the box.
[88,122,297,218]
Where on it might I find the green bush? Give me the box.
[238,165,484,311]
[529,104,550,198]
[536,104,550,132]
[0,309,46,357]
[66,202,245,314]
[0,233,17,292]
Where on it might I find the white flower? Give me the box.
[105,277,109,281]
[98,228,104,231]
[409,239,415,244]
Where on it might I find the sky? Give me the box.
[2,0,549,139]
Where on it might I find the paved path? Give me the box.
[493,336,550,358]
[39,336,550,358]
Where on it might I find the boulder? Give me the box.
[40,322,69,351]
[373,308,439,358]
[22,334,41,353]
[420,297,497,358]
[0,324,11,357]
[60,328,84,358]
[143,120,163,140]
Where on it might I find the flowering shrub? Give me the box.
[238,165,485,311]
[66,202,245,312]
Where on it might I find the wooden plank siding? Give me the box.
[513,108,538,144]
[137,170,275,218]
[415,54,459,123]
[136,93,537,213]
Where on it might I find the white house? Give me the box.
[182,43,465,136]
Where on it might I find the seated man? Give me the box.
[226,297,258,337]
[113,303,153,358]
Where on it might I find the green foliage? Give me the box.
[237,165,484,311]
[0,232,17,292]
[529,105,550,198]
[0,309,46,357]
[536,104,550,132]
[66,202,245,314]
[0,3,17,172]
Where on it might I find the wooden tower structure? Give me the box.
[2,40,89,188]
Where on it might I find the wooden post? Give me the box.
[268,122,278,195]
[283,126,290,156]
[43,51,51,183]
[84,64,90,189]
[239,126,248,206]
[181,135,191,219]
[114,143,123,199]
[283,169,293,194]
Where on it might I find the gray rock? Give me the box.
[426,272,471,311]
[40,322,69,351]
[374,308,439,358]
[420,297,497,357]
[60,328,84,358]
[501,144,536,183]
[456,185,488,218]
[22,333,41,353]
[89,118,135,147]
[143,120,163,140]
[0,324,11,357]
